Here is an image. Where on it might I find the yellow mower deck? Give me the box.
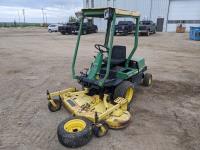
[47,88,131,129]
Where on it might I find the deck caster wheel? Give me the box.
[143,73,152,86]
[93,122,109,137]
[57,117,93,148]
[48,99,62,112]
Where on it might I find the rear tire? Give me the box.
[113,81,135,103]
[57,116,93,148]
[143,73,152,86]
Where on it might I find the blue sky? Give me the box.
[0,0,83,23]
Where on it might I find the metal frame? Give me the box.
[72,7,140,87]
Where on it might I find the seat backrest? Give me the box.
[111,45,126,60]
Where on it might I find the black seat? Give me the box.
[104,45,126,65]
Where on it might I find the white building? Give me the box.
[83,0,200,32]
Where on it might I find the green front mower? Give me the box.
[47,7,152,148]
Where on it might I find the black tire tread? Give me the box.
[113,81,134,101]
[143,73,152,86]
[57,116,93,148]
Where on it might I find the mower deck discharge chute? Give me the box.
[47,7,152,148]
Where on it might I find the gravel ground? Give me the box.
[0,28,200,150]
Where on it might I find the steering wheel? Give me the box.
[95,44,108,53]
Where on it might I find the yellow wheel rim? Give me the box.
[64,119,86,133]
[99,126,107,136]
[125,87,134,103]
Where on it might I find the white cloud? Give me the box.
[0,5,82,23]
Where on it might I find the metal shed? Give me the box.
[83,0,200,32]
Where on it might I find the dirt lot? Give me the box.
[0,28,200,150]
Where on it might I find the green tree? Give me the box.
[68,16,78,22]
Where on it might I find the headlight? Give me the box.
[104,8,112,19]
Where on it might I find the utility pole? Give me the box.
[150,0,153,20]
[44,13,48,24]
[22,9,25,24]
[18,11,20,23]
[113,0,116,8]
[41,8,45,25]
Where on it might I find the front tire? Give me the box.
[57,117,93,148]
[113,81,135,103]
